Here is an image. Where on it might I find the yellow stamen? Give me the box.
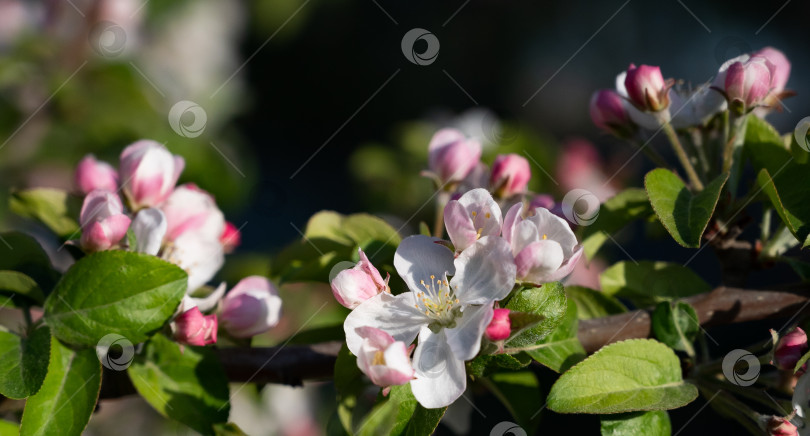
[543,234,548,240]
[372,350,386,365]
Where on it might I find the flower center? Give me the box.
[414,274,462,329]
[470,210,491,239]
[372,350,386,366]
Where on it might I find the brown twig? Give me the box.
[98,285,810,400]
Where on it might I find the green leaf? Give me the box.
[44,251,187,346]
[0,271,45,306]
[403,403,446,436]
[566,286,627,320]
[795,349,810,374]
[0,327,51,399]
[522,299,586,372]
[213,423,248,436]
[468,353,532,378]
[271,211,401,284]
[579,188,653,260]
[547,339,698,414]
[651,302,699,356]
[19,337,101,436]
[757,168,810,248]
[504,282,567,347]
[644,169,728,248]
[0,232,60,296]
[487,371,545,434]
[601,411,671,436]
[354,384,446,436]
[334,344,368,434]
[0,420,19,436]
[599,261,710,307]
[9,188,81,239]
[128,334,230,435]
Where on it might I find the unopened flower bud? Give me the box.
[220,222,241,253]
[590,89,635,137]
[331,248,389,309]
[75,155,118,194]
[220,276,282,338]
[724,57,773,113]
[766,416,798,436]
[490,154,531,198]
[79,191,131,252]
[119,140,185,209]
[172,307,217,346]
[485,308,511,341]
[624,64,670,112]
[428,128,482,185]
[775,327,808,371]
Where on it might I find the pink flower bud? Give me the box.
[775,327,808,371]
[75,155,119,194]
[624,64,670,112]
[331,248,389,309]
[79,190,132,252]
[172,307,217,346]
[220,222,241,253]
[355,326,415,388]
[589,89,634,136]
[724,57,773,112]
[490,154,531,198]
[119,140,185,209]
[766,417,798,436]
[753,47,790,93]
[485,308,511,341]
[160,184,225,242]
[428,128,482,184]
[220,276,282,338]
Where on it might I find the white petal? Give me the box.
[458,188,502,239]
[343,292,427,356]
[410,328,467,409]
[187,282,227,313]
[515,240,565,283]
[501,203,523,245]
[445,304,494,361]
[132,208,167,255]
[394,235,455,295]
[167,234,224,292]
[526,208,578,259]
[451,236,516,305]
[511,220,539,256]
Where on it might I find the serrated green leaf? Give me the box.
[579,188,653,260]
[651,302,699,356]
[522,299,585,372]
[0,327,50,399]
[128,334,229,435]
[9,188,81,239]
[19,336,101,436]
[565,286,627,320]
[44,251,187,346]
[644,169,727,248]
[757,168,810,248]
[0,271,44,306]
[601,411,671,436]
[0,232,60,296]
[547,339,698,414]
[599,261,710,307]
[504,282,567,347]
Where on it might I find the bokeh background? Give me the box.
[1,0,809,434]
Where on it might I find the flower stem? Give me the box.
[662,122,704,190]
[723,113,749,195]
[433,190,450,238]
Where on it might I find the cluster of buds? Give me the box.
[74,140,282,347]
[424,128,532,201]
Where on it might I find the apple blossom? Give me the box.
[221,221,241,253]
[444,188,503,253]
[75,154,119,194]
[331,248,390,309]
[172,306,217,346]
[344,234,516,408]
[355,326,415,388]
[427,128,482,185]
[485,308,511,342]
[754,47,791,95]
[589,89,634,137]
[161,183,225,242]
[723,56,773,112]
[502,203,582,284]
[624,64,670,112]
[490,154,531,198]
[775,328,808,372]
[79,190,132,252]
[220,276,282,338]
[119,140,185,209]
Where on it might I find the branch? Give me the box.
[98,285,810,399]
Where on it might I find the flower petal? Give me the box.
[451,236,516,305]
[445,304,494,361]
[132,208,167,255]
[501,203,523,244]
[444,200,477,252]
[543,244,584,283]
[526,207,578,259]
[344,292,427,356]
[511,220,539,256]
[515,240,565,283]
[410,328,467,409]
[458,188,502,239]
[394,235,456,295]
